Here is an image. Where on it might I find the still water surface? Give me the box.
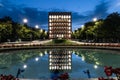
[0,49,120,79]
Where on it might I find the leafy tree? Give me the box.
[72,12,120,43]
[0,18,12,42]
[104,12,120,42]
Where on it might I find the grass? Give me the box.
[44,39,78,45]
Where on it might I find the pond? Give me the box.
[0,49,120,79]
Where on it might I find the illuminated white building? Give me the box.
[49,12,72,39]
[49,50,72,71]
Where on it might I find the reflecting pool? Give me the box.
[0,49,120,79]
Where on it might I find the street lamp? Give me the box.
[93,17,97,22]
[35,57,39,61]
[40,29,43,33]
[45,31,47,34]
[94,65,98,69]
[16,64,27,78]
[23,64,27,69]
[23,18,28,24]
[81,25,84,30]
[35,25,39,29]
[92,17,98,42]
[75,28,78,30]
[81,25,84,28]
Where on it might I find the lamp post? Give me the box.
[43,30,47,39]
[35,25,39,29]
[16,64,27,78]
[92,17,97,22]
[81,25,84,28]
[92,17,98,42]
[23,18,28,28]
[23,18,28,24]
[40,29,43,33]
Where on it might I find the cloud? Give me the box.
[93,1,109,18]
[0,3,3,7]
[0,1,86,31]
[0,3,2,6]
[69,1,110,30]
[0,0,110,31]
[22,7,48,27]
[71,12,89,29]
[0,5,48,30]
[81,1,109,20]
[72,12,87,23]
[108,0,120,13]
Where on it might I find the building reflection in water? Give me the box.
[49,49,72,71]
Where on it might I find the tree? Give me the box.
[0,16,49,42]
[104,12,120,42]
[73,12,120,43]
[0,20,12,42]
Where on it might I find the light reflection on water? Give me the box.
[49,49,72,71]
[0,49,120,79]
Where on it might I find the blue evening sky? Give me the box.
[0,0,120,31]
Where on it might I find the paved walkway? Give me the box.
[70,40,120,47]
[19,78,98,80]
[0,40,120,51]
[19,77,117,80]
[0,39,52,47]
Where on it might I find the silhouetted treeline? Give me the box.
[0,16,48,42]
[72,12,120,43]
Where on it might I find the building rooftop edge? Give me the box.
[49,12,71,15]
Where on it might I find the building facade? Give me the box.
[48,12,72,39]
[49,49,72,71]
